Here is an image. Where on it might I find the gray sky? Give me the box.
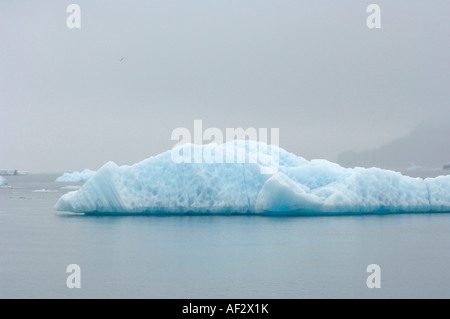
[1,1,449,173]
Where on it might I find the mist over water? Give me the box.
[338,120,450,171]
[1,1,449,173]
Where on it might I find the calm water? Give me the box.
[1,174,449,298]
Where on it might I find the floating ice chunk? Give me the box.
[33,189,58,193]
[0,169,27,175]
[54,141,450,215]
[406,163,422,171]
[61,185,82,190]
[56,169,96,182]
[0,169,17,175]
[0,176,7,185]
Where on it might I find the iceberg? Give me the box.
[56,169,96,182]
[55,141,450,215]
[61,185,82,190]
[0,176,6,185]
[0,169,28,175]
[0,169,17,175]
[33,189,58,193]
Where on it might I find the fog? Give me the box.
[1,1,449,173]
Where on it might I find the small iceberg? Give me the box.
[33,189,58,193]
[0,169,28,176]
[406,163,422,171]
[55,141,450,215]
[61,185,82,190]
[56,169,96,182]
[0,176,7,185]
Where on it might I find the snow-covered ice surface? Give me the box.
[55,169,96,182]
[55,141,450,215]
[0,176,6,185]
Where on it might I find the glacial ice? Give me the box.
[0,169,28,175]
[56,169,96,182]
[61,185,82,190]
[0,176,6,185]
[55,141,450,215]
[33,189,58,193]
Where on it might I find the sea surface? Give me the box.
[1,173,450,299]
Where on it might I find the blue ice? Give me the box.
[54,141,450,215]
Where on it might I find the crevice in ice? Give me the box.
[175,163,190,211]
[425,182,431,211]
[242,163,250,211]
